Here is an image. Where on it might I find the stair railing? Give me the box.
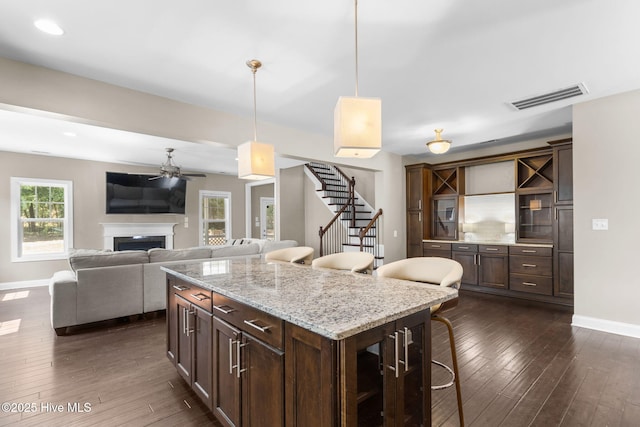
[359,209,383,268]
[318,202,351,257]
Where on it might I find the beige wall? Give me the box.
[278,166,306,244]
[573,89,640,328]
[0,151,251,283]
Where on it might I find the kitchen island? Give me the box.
[163,257,457,426]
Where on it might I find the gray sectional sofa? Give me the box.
[49,239,297,335]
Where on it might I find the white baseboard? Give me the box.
[0,279,49,291]
[572,314,640,339]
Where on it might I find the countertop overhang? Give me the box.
[162,258,457,340]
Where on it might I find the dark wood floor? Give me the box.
[1,286,639,426]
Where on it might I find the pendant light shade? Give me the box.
[334,0,381,158]
[237,140,275,180]
[426,128,452,154]
[334,96,381,158]
[238,59,275,180]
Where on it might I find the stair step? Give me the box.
[342,243,375,249]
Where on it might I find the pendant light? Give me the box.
[334,0,381,158]
[426,129,452,154]
[238,59,275,180]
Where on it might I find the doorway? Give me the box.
[260,197,275,240]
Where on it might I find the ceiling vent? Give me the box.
[510,83,588,110]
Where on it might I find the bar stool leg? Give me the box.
[432,314,464,427]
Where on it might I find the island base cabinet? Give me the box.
[340,310,431,427]
[213,317,284,427]
[168,292,213,410]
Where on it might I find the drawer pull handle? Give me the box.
[172,285,189,291]
[432,245,441,248]
[213,304,236,314]
[485,248,499,251]
[244,319,272,333]
[522,264,537,268]
[458,246,469,249]
[522,250,537,253]
[522,282,537,287]
[190,293,210,301]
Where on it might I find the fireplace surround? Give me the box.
[101,223,176,250]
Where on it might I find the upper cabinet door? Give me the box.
[406,165,427,211]
[554,144,573,205]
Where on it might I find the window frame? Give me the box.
[10,177,74,262]
[199,190,232,246]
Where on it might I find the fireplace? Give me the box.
[114,235,166,251]
[101,223,176,250]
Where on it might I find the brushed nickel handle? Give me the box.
[190,293,209,301]
[458,246,469,249]
[432,245,441,248]
[522,249,537,253]
[182,307,187,335]
[243,319,272,333]
[173,284,189,291]
[236,340,247,378]
[402,327,410,372]
[419,211,422,222]
[418,199,422,209]
[228,338,234,374]
[186,309,195,337]
[387,332,400,378]
[522,282,537,287]
[522,263,537,268]
[213,304,236,314]
[485,247,499,251]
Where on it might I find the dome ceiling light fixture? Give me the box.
[333,0,381,159]
[237,59,275,180]
[426,128,452,154]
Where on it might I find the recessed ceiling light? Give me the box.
[34,19,64,36]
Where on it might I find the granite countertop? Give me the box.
[162,258,457,341]
[422,239,553,248]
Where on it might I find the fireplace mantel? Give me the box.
[101,223,177,250]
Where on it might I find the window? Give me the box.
[11,177,73,262]
[199,191,231,246]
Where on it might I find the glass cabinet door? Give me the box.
[517,192,553,241]
[432,197,457,240]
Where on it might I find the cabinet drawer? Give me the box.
[170,279,212,311]
[212,293,284,350]
[509,255,552,277]
[509,246,552,257]
[452,243,478,252]
[479,245,508,255]
[509,274,553,296]
[423,242,452,251]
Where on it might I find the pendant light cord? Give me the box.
[354,0,359,97]
[252,68,258,142]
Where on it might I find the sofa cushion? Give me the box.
[68,249,149,272]
[210,243,260,257]
[148,247,212,263]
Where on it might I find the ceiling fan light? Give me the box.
[426,129,452,154]
[237,140,275,180]
[334,96,381,158]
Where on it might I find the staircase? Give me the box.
[304,162,384,269]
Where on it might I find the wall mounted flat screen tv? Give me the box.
[106,172,186,214]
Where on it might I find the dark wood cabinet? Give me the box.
[212,317,284,427]
[452,243,478,286]
[405,165,429,257]
[509,246,553,296]
[423,242,452,258]
[554,206,574,297]
[478,245,509,289]
[168,282,214,410]
[340,310,431,426]
[553,142,573,205]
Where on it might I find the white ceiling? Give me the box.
[1,0,639,173]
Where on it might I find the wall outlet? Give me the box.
[592,218,608,230]
[393,230,398,237]
[184,216,189,228]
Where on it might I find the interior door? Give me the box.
[260,197,275,240]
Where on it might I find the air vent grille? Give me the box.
[511,83,588,110]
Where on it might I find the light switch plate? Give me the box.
[592,218,608,230]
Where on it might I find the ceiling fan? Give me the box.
[148,148,206,180]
